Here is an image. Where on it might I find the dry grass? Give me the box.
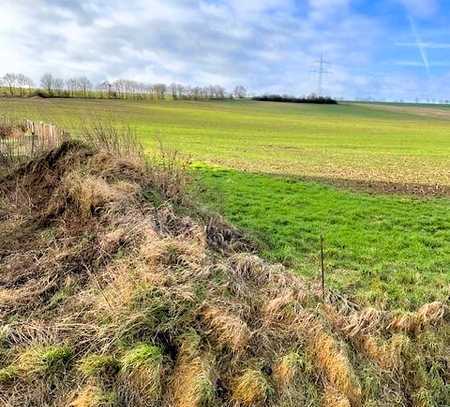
[232,368,273,406]
[0,121,448,406]
[309,331,362,406]
[171,333,215,407]
[201,305,251,353]
[272,351,302,391]
[323,386,351,407]
[69,385,117,407]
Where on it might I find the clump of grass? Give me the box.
[70,384,118,407]
[64,172,140,217]
[78,354,120,378]
[232,367,274,406]
[119,343,165,403]
[388,301,448,334]
[201,305,251,352]
[171,332,215,407]
[323,386,351,407]
[309,331,362,406]
[272,351,303,390]
[0,365,18,383]
[12,344,73,379]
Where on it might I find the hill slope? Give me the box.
[0,139,448,406]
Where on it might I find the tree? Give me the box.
[2,73,18,96]
[18,74,34,95]
[153,84,167,100]
[97,81,113,98]
[40,73,55,95]
[233,85,247,99]
[78,76,92,97]
[66,78,78,97]
[53,78,65,96]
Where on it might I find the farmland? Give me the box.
[1,97,449,309]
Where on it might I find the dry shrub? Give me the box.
[78,122,143,162]
[201,305,251,352]
[232,368,273,406]
[310,331,362,406]
[146,141,192,203]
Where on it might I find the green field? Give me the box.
[2,97,449,309]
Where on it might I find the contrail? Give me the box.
[407,15,430,76]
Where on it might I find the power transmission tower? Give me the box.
[312,54,331,96]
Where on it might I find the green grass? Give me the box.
[2,97,449,309]
[194,166,449,309]
[1,97,449,186]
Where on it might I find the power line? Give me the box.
[312,54,331,96]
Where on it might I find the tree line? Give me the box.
[253,94,337,104]
[0,72,248,100]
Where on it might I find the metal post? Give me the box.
[320,235,325,302]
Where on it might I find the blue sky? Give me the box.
[1,0,449,100]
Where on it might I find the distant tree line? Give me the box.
[0,72,249,101]
[253,94,338,104]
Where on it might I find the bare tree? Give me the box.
[40,73,55,95]
[53,78,65,96]
[233,85,247,99]
[97,81,113,98]
[2,73,18,96]
[78,76,92,97]
[19,74,34,95]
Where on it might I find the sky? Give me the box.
[1,0,450,101]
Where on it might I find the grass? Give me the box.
[1,130,448,406]
[194,166,450,309]
[1,97,449,310]
[1,97,449,186]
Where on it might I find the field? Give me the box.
[1,97,449,309]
